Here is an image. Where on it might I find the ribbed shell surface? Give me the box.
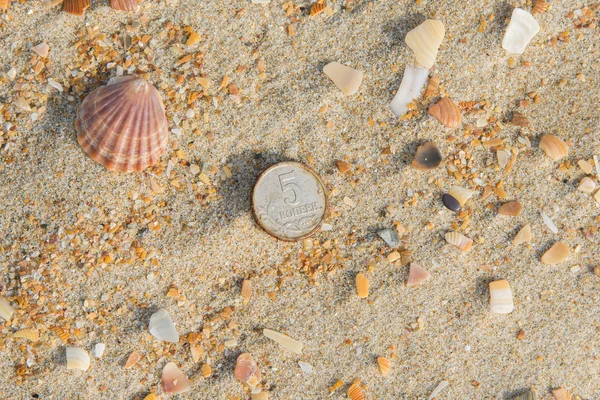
[64,0,91,16]
[75,76,168,172]
[110,0,139,11]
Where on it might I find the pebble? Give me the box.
[442,193,460,212]
[377,228,399,247]
[298,361,313,374]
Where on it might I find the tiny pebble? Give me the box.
[442,194,460,212]
[377,228,399,247]
[298,361,313,374]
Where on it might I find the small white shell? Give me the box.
[489,279,514,314]
[66,347,91,371]
[578,177,596,194]
[0,296,14,321]
[263,328,303,354]
[94,343,106,358]
[149,308,179,343]
[541,211,558,234]
[502,8,540,54]
[405,19,445,69]
[323,62,363,95]
[447,186,475,206]
[444,231,473,252]
[389,66,429,117]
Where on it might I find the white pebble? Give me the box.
[94,343,106,358]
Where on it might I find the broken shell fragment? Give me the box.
[498,201,523,216]
[551,388,571,400]
[405,19,445,69]
[66,347,91,371]
[378,228,399,247]
[124,351,142,369]
[389,65,429,117]
[0,296,14,321]
[532,0,549,14]
[110,0,139,11]
[428,97,461,128]
[94,343,106,358]
[412,142,442,171]
[424,76,440,98]
[190,344,203,362]
[251,392,269,400]
[502,8,540,54]
[31,42,50,58]
[539,134,568,161]
[445,231,473,252]
[513,224,532,245]
[347,379,365,400]
[355,273,369,298]
[13,328,39,341]
[541,242,570,265]
[377,356,391,376]
[489,279,514,314]
[497,150,511,169]
[263,328,303,354]
[514,389,538,400]
[0,0,10,10]
[447,186,474,206]
[336,160,352,174]
[148,308,179,343]
[162,362,191,394]
[241,279,253,300]
[407,263,431,286]
[143,393,159,400]
[235,353,262,388]
[310,2,325,16]
[578,160,593,174]
[323,62,363,95]
[76,76,169,172]
[64,0,91,15]
[578,177,596,194]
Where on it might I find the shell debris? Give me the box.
[577,177,596,194]
[498,201,523,217]
[64,0,91,15]
[323,62,363,95]
[13,328,39,341]
[377,356,391,376]
[445,231,473,252]
[110,0,139,11]
[513,224,532,245]
[148,308,179,343]
[235,353,262,388]
[502,8,540,54]
[489,279,514,314]
[428,97,462,128]
[263,328,303,354]
[347,379,365,400]
[407,263,431,286]
[0,296,15,321]
[355,273,369,298]
[539,134,569,161]
[389,65,429,117]
[541,242,570,265]
[310,2,325,16]
[405,19,445,68]
[412,142,442,171]
[66,347,91,371]
[162,362,191,394]
[124,351,142,369]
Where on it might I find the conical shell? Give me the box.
[13,328,39,341]
[148,308,179,343]
[539,134,568,161]
[263,328,303,354]
[355,273,369,298]
[75,76,169,172]
[377,357,391,376]
[66,347,90,371]
[162,362,191,394]
[323,62,363,95]
[541,242,570,265]
[502,8,540,54]
[445,231,473,252]
[64,0,91,15]
[513,224,532,245]
[347,379,365,400]
[0,296,14,321]
[407,263,431,286]
[234,353,262,388]
[405,19,445,69]
[578,177,596,194]
[489,279,514,314]
[110,0,139,11]
[428,97,461,128]
[447,186,474,206]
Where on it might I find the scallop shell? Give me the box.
[513,224,532,245]
[347,379,365,400]
[110,0,139,11]
[445,231,473,252]
[377,356,391,376]
[355,273,369,298]
[532,0,549,14]
[539,134,568,160]
[64,0,91,15]
[235,353,262,388]
[310,2,325,16]
[502,8,540,54]
[263,328,303,354]
[162,362,191,394]
[429,97,461,128]
[66,347,91,371]
[578,177,596,194]
[13,328,39,341]
[148,308,179,343]
[405,19,445,69]
[541,242,570,265]
[76,76,169,172]
[0,296,14,321]
[323,62,363,95]
[489,279,514,314]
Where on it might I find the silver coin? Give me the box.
[252,162,328,241]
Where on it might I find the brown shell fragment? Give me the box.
[310,2,325,16]
[541,242,570,265]
[336,160,352,174]
[0,0,10,10]
[552,388,571,400]
[511,112,529,127]
[412,142,442,171]
[498,201,523,216]
[532,0,549,14]
[513,224,532,245]
[445,231,473,252]
[143,393,160,400]
[110,0,140,11]
[13,328,39,341]
[428,97,461,128]
[64,0,91,15]
[355,273,369,298]
[377,357,391,376]
[162,362,191,394]
[539,134,568,161]
[424,76,440,98]
[124,351,142,369]
[347,379,365,400]
[75,76,169,172]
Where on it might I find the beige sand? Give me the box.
[0,0,599,399]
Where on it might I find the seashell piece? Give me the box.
[405,19,445,69]
[323,62,363,95]
[162,362,191,394]
[424,76,440,98]
[241,279,252,300]
[235,353,262,388]
[539,134,568,161]
[578,177,596,194]
[447,186,474,206]
[263,328,303,354]
[377,356,391,376]
[94,343,106,358]
[148,308,179,343]
[201,363,212,377]
[497,150,511,168]
[355,273,369,298]
[64,0,91,15]
[551,388,571,400]
[532,0,548,14]
[66,347,91,371]
[513,224,532,245]
[76,76,169,172]
[489,279,514,314]
[428,381,449,400]
[0,0,10,10]
[498,201,523,217]
[110,0,139,11]
[31,43,50,58]
[336,160,352,174]
[15,97,32,112]
[445,231,473,252]
[143,393,160,400]
[389,65,429,117]
[502,8,540,54]
[190,344,203,362]
[0,296,14,321]
[252,392,269,400]
[595,189,600,205]
[578,160,593,174]
[428,97,461,128]
[347,379,365,400]
[50,326,71,342]
[541,242,570,265]
[13,328,39,341]
[407,263,431,286]
[124,351,142,368]
[310,2,325,16]
[412,142,442,171]
[298,361,313,374]
[514,389,538,400]
[541,211,558,234]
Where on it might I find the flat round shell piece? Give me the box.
[252,162,328,241]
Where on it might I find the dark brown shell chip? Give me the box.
[412,142,442,171]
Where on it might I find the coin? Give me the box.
[252,162,328,241]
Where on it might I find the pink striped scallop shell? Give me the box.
[75,76,168,172]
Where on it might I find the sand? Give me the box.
[0,0,599,399]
